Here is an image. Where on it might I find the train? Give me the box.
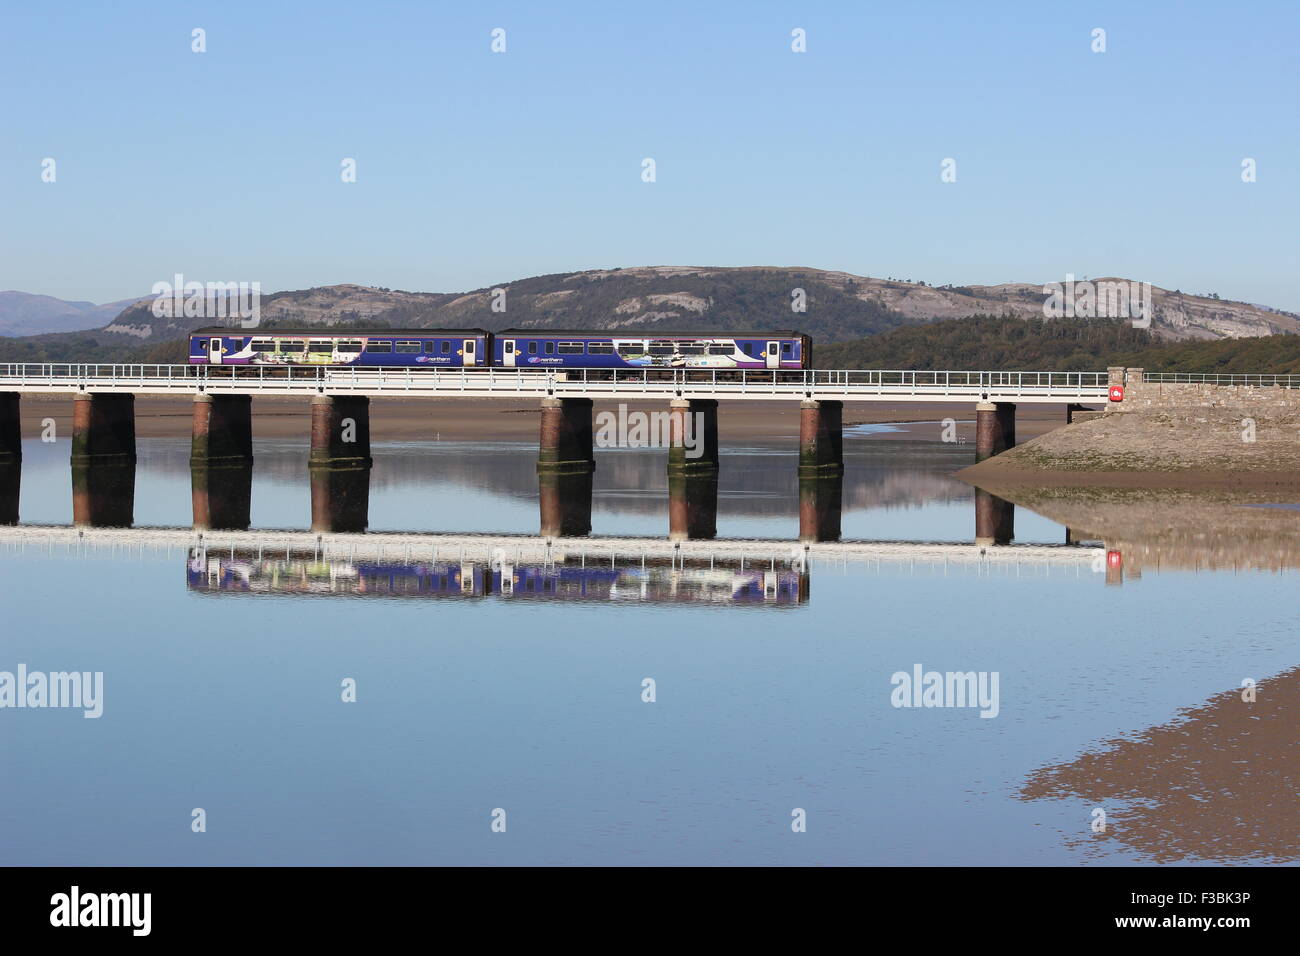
[188,327,812,370]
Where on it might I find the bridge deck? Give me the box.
[0,364,1110,403]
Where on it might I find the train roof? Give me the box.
[189,327,491,336]
[496,328,806,337]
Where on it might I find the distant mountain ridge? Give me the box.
[0,291,149,337]
[3,268,1297,363]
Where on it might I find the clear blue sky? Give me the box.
[2,0,1296,309]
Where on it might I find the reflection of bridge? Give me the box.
[0,525,1104,570]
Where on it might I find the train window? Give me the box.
[528,342,538,354]
[781,342,792,355]
[423,341,436,353]
[337,340,362,353]
[195,339,207,349]
[649,341,674,356]
[616,343,643,356]
[707,344,734,355]
[677,343,705,355]
[587,342,614,354]
[395,340,421,353]
[767,343,778,355]
[544,342,555,354]
[367,340,393,353]
[251,340,276,352]
[279,340,305,353]
[441,340,451,354]
[308,341,334,353]
[557,342,585,354]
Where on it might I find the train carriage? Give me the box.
[188,327,491,368]
[494,329,810,370]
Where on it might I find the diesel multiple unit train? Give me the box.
[188,327,812,370]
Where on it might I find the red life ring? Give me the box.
[1108,384,1125,402]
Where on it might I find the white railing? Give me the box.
[0,363,1112,400]
[1139,372,1300,387]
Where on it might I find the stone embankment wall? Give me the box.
[1108,367,1300,416]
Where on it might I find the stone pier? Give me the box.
[0,393,20,464]
[538,470,593,538]
[974,488,1015,546]
[309,395,372,468]
[799,474,843,543]
[799,400,844,477]
[667,399,719,477]
[191,394,254,466]
[974,402,1016,461]
[668,474,718,541]
[71,393,136,464]
[537,397,595,475]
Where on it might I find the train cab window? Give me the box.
[337,340,362,353]
[441,340,451,354]
[544,342,555,354]
[308,341,334,353]
[367,340,393,353]
[781,343,792,355]
[395,340,421,353]
[251,340,276,353]
[279,340,305,353]
[587,342,614,354]
[528,342,538,354]
[557,341,585,354]
[707,344,734,355]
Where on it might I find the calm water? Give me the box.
[1,434,1295,866]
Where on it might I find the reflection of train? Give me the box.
[187,549,808,606]
[188,328,811,370]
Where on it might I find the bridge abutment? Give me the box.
[975,402,1016,461]
[0,393,20,464]
[191,394,254,466]
[71,393,136,464]
[668,473,718,541]
[667,399,719,477]
[799,400,844,477]
[310,395,372,468]
[537,397,595,475]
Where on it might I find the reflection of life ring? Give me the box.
[1106,550,1123,569]
[1108,384,1124,402]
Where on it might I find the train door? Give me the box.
[463,338,478,367]
[208,337,223,364]
[502,339,516,367]
[765,340,780,369]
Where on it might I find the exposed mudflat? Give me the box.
[959,405,1300,489]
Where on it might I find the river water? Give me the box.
[1,433,1295,866]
